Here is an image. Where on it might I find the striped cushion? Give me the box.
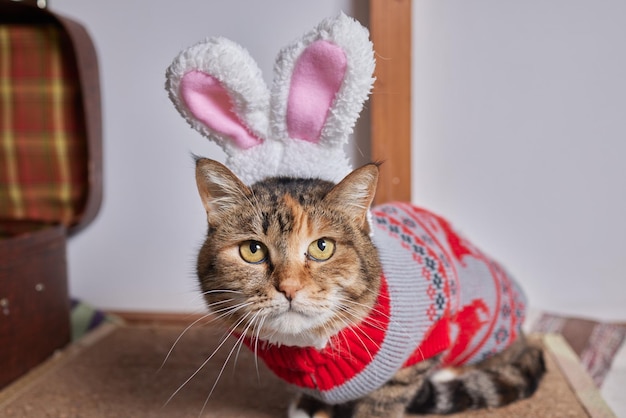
[532,313,626,387]
[0,23,88,226]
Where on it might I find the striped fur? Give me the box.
[194,159,545,418]
[195,158,381,349]
[290,337,545,418]
[407,336,546,415]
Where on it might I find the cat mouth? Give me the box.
[271,305,312,318]
[261,301,334,332]
[267,304,330,324]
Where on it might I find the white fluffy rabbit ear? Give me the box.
[271,13,376,182]
[166,37,281,184]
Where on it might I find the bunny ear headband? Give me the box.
[165,13,375,185]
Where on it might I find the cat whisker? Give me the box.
[159,311,214,372]
[207,301,253,320]
[331,312,377,362]
[159,299,250,373]
[333,299,388,334]
[340,309,388,335]
[201,289,244,296]
[199,311,261,417]
[252,314,266,382]
[337,296,415,338]
[185,289,243,307]
[203,298,239,311]
[338,297,413,339]
[329,317,355,356]
[205,299,255,318]
[322,319,350,355]
[336,326,354,358]
[164,312,252,408]
[230,311,261,375]
[336,296,393,321]
[204,302,259,346]
[230,335,247,378]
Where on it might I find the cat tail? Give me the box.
[408,341,546,414]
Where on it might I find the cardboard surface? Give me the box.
[0,323,614,417]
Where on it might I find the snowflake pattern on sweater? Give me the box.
[246,202,526,404]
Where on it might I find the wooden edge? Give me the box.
[109,310,207,327]
[0,322,617,417]
[369,0,412,204]
[55,13,104,236]
[0,313,205,407]
[543,333,617,418]
[0,322,118,408]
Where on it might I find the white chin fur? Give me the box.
[269,310,319,332]
[264,331,329,350]
[431,368,459,383]
[261,311,330,349]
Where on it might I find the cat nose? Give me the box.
[278,278,303,301]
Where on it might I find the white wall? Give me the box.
[53,1,625,321]
[412,1,626,320]
[53,0,354,313]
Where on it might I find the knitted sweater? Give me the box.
[245,202,526,404]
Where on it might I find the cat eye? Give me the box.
[239,240,268,264]
[307,238,336,261]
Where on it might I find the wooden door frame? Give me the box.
[369,0,412,204]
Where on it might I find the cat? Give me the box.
[193,157,545,418]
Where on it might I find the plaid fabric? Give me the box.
[0,23,88,226]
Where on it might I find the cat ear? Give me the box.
[270,13,376,182]
[195,158,251,223]
[325,163,379,230]
[167,38,281,184]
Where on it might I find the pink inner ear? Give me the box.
[180,70,262,149]
[286,40,347,143]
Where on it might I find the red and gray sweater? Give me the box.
[244,203,526,404]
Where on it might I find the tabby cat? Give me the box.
[194,157,545,418]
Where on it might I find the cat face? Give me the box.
[195,159,382,348]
